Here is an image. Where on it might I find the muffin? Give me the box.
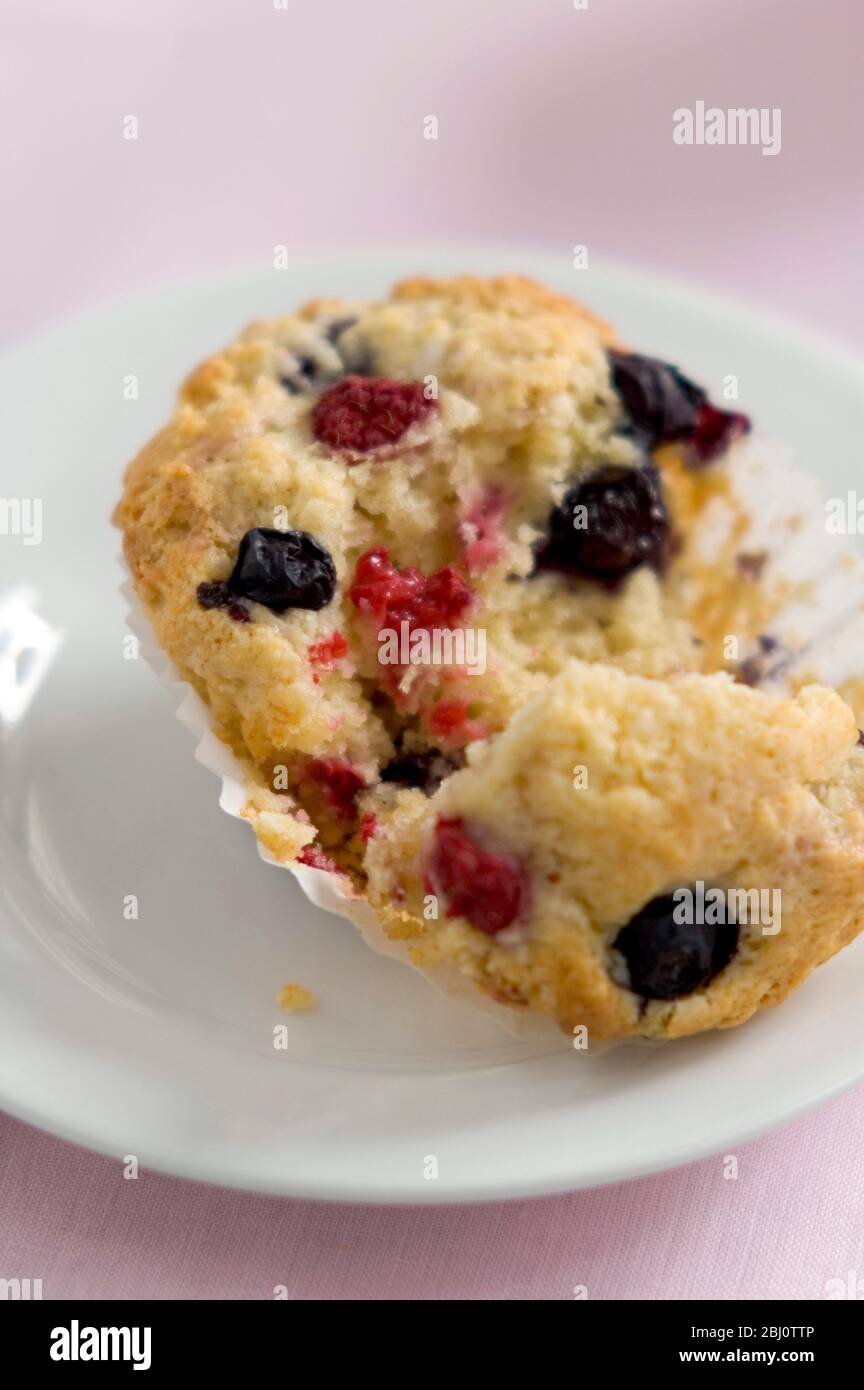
[114,274,864,1041]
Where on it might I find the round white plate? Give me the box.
[2,250,863,1204]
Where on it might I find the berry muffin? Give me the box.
[114,275,864,1042]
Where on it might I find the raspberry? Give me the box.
[308,630,349,670]
[305,757,366,820]
[312,375,436,454]
[348,548,473,635]
[297,844,341,874]
[359,811,378,843]
[427,698,487,745]
[459,486,506,574]
[427,818,530,936]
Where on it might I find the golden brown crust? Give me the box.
[389,274,618,340]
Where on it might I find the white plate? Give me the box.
[2,250,864,1204]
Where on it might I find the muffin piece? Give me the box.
[365,662,864,1040]
[114,272,862,1040]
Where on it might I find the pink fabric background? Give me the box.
[1,0,862,1300]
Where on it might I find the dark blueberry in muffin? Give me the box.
[535,463,670,587]
[613,891,739,1000]
[736,634,787,687]
[324,317,359,344]
[380,746,465,795]
[279,320,377,393]
[196,581,250,623]
[227,528,336,613]
[279,354,322,394]
[197,580,231,610]
[608,350,707,448]
[609,350,751,465]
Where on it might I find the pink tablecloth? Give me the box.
[3,1101,864,1300]
[1,0,862,1300]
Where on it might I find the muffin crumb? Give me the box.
[277,982,316,1013]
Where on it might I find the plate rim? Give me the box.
[0,1049,862,1205]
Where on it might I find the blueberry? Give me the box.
[736,634,787,687]
[613,891,739,1000]
[534,463,670,586]
[279,355,321,394]
[324,317,358,344]
[196,581,250,623]
[197,580,231,610]
[279,321,375,391]
[380,747,465,795]
[227,528,336,612]
[608,350,707,449]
